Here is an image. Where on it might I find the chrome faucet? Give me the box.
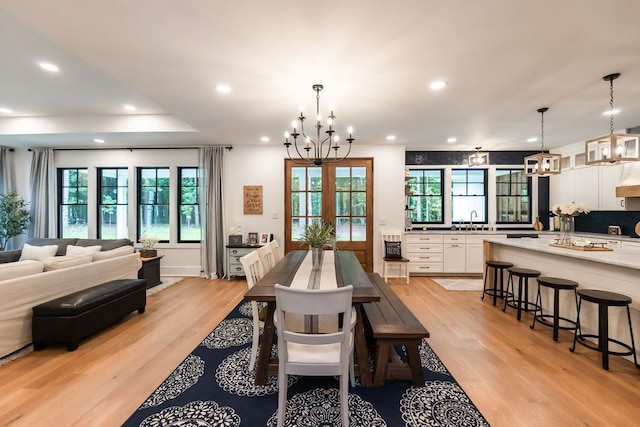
[470,210,478,230]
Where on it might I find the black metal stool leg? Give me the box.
[530,286,542,330]
[502,272,513,312]
[570,297,583,353]
[481,264,489,301]
[598,303,610,370]
[553,288,560,341]
[625,306,640,369]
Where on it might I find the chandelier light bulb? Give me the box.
[603,108,620,116]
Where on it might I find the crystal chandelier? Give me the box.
[524,107,561,176]
[585,73,640,165]
[468,146,489,166]
[284,84,354,166]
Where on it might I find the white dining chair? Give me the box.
[381,231,410,284]
[239,250,265,371]
[274,284,355,427]
[269,239,283,263]
[257,244,276,273]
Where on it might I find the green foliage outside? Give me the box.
[0,190,31,249]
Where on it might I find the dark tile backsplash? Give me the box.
[573,211,640,237]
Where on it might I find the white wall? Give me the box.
[12,143,405,274]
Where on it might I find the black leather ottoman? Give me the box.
[32,279,147,351]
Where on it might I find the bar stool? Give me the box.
[502,267,541,321]
[530,276,579,342]
[570,289,639,370]
[481,260,513,306]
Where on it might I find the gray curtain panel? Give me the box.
[29,148,57,238]
[198,146,225,279]
[0,147,15,195]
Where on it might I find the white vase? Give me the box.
[311,247,324,271]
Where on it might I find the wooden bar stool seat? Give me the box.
[570,289,639,370]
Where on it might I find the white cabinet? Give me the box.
[405,234,443,273]
[443,235,466,272]
[599,164,625,210]
[465,235,486,273]
[549,169,575,207]
[574,167,599,208]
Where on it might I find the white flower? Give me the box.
[551,202,590,217]
[139,235,159,249]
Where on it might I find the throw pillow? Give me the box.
[92,245,134,261]
[19,243,59,262]
[384,240,403,259]
[66,245,102,256]
[42,255,93,272]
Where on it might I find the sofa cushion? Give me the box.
[92,245,134,261]
[25,238,77,256]
[66,245,102,256]
[19,243,59,262]
[0,260,44,280]
[0,249,22,264]
[77,238,132,251]
[42,254,94,272]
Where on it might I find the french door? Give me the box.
[284,158,374,271]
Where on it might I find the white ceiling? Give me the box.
[1,0,640,152]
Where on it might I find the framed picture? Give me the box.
[248,232,259,246]
[259,232,270,245]
[228,234,243,246]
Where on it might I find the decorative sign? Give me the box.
[243,185,263,215]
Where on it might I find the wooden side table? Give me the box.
[138,255,164,288]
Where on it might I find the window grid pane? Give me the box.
[496,168,531,224]
[451,169,487,223]
[138,167,170,242]
[58,168,88,238]
[178,167,201,242]
[407,169,444,223]
[98,167,129,239]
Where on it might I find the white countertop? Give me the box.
[406,229,640,242]
[483,236,640,270]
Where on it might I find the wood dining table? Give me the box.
[243,250,380,386]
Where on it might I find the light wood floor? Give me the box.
[1,275,639,426]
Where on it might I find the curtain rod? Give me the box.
[27,146,233,152]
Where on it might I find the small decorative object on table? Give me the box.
[551,202,590,246]
[139,234,158,258]
[247,232,259,246]
[228,234,243,246]
[299,222,336,271]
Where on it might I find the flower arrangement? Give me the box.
[139,235,159,249]
[298,222,336,249]
[551,202,590,217]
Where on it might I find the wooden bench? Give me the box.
[32,279,147,351]
[362,273,430,386]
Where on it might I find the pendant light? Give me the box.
[468,147,489,166]
[585,73,640,165]
[524,107,561,176]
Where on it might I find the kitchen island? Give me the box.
[483,236,640,364]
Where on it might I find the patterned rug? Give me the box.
[432,278,484,292]
[123,303,489,426]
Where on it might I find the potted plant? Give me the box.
[298,222,336,270]
[139,235,158,258]
[0,190,31,250]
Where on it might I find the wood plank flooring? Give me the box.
[1,275,639,426]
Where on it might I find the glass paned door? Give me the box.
[285,158,373,271]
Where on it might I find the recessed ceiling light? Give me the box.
[260,136,270,142]
[447,137,457,143]
[430,80,446,90]
[216,84,231,93]
[38,62,59,72]
[527,137,538,143]
[123,104,136,111]
[0,108,12,114]
[94,139,105,143]
[386,135,396,141]
[603,108,620,116]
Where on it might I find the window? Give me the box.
[451,169,487,223]
[178,167,200,242]
[98,168,128,239]
[406,169,444,223]
[58,168,88,238]
[496,169,531,223]
[137,167,170,242]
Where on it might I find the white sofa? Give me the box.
[0,244,142,358]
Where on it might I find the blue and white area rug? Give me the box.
[123,303,489,426]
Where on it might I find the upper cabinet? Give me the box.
[599,164,625,210]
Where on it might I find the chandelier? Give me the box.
[284,84,354,166]
[468,146,489,166]
[585,73,640,165]
[524,107,561,176]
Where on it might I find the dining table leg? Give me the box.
[254,301,276,385]
[353,303,372,386]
